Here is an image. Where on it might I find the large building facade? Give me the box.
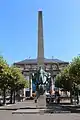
[14,58,69,96]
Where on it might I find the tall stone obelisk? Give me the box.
[37,10,44,69]
[37,10,46,108]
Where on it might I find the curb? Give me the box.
[0,108,18,110]
[12,109,71,114]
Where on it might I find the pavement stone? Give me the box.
[0,99,80,119]
[12,109,40,114]
[0,100,37,110]
[0,100,80,113]
[0,111,80,120]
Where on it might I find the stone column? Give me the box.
[23,88,26,97]
[36,10,46,108]
[30,79,32,97]
[23,75,29,98]
[29,74,32,97]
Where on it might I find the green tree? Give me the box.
[55,56,80,104]
[55,65,73,103]
[55,66,71,90]
[69,56,80,85]
[0,56,10,104]
[8,66,28,103]
[0,55,28,104]
[69,56,80,104]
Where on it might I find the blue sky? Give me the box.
[0,0,80,65]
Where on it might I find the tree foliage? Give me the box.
[0,56,28,104]
[55,65,71,91]
[0,56,9,89]
[55,56,80,91]
[69,56,80,84]
[8,66,28,91]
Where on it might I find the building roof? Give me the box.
[14,58,69,65]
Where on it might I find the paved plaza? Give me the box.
[0,100,80,120]
[0,110,80,120]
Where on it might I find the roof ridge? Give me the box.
[14,58,69,64]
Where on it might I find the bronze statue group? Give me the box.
[32,66,60,104]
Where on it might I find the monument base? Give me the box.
[36,94,46,109]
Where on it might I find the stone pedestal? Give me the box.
[36,94,46,108]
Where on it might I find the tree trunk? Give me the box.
[77,94,79,104]
[70,90,73,104]
[69,80,73,104]
[13,91,16,104]
[10,89,13,104]
[3,87,6,105]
